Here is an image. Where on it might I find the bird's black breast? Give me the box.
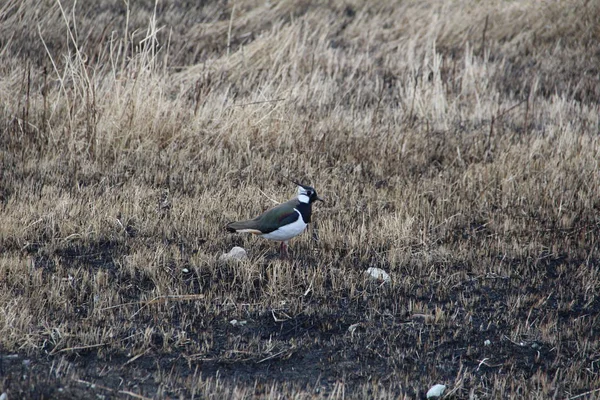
[296,202,312,223]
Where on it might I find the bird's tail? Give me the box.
[226,220,262,234]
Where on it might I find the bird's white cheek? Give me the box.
[298,194,310,203]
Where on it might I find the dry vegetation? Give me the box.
[1,0,600,398]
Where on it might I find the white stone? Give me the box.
[365,267,391,283]
[219,246,248,261]
[484,339,491,346]
[426,384,446,398]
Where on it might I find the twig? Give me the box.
[119,390,152,400]
[304,272,316,296]
[97,300,145,312]
[271,309,291,322]
[496,99,527,119]
[50,342,107,355]
[480,15,489,56]
[524,89,530,135]
[477,358,503,370]
[125,348,151,365]
[227,4,236,56]
[502,334,525,347]
[487,99,527,157]
[73,378,152,400]
[477,358,490,371]
[407,72,419,126]
[130,294,206,318]
[568,388,600,400]
[443,363,464,397]
[98,294,205,311]
[257,349,287,363]
[235,98,286,107]
[144,294,205,305]
[370,83,385,133]
[258,189,281,205]
[73,379,115,393]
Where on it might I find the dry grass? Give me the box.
[1,0,599,398]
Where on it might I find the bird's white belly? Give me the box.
[261,210,307,241]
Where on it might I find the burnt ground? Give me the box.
[1,237,599,399]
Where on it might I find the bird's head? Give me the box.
[294,181,324,204]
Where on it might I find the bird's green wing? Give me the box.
[253,200,300,233]
[226,199,300,234]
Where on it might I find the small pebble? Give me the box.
[484,339,491,346]
[365,267,391,283]
[426,384,446,399]
[219,246,248,261]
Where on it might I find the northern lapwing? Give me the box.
[226,181,323,257]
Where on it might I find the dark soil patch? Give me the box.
[2,252,597,398]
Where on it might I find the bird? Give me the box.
[226,181,323,257]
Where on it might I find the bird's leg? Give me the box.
[280,241,289,259]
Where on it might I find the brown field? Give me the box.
[1,0,599,398]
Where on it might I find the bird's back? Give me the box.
[226,198,301,234]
